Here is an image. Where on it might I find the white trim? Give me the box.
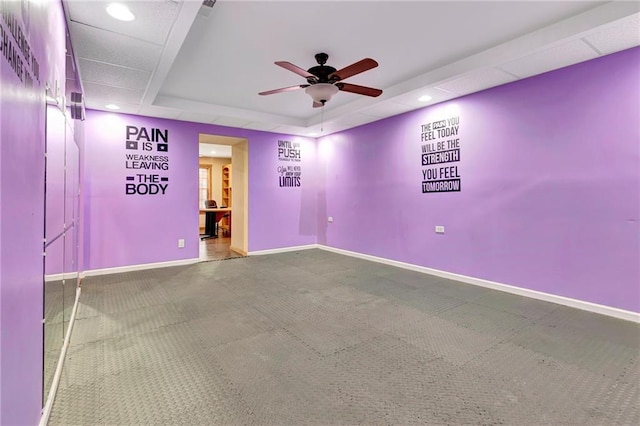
[39,286,81,426]
[229,246,248,256]
[44,272,79,282]
[81,258,200,278]
[318,245,640,324]
[248,244,320,256]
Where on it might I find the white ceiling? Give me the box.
[198,143,232,158]
[65,0,640,137]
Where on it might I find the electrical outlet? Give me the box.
[435,226,445,234]
[328,216,334,223]
[178,238,185,248]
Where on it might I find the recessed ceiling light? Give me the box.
[211,150,216,154]
[105,104,120,110]
[418,95,432,102]
[106,3,135,21]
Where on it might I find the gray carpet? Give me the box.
[49,249,640,425]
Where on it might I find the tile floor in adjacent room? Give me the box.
[49,249,640,425]
[199,236,244,261]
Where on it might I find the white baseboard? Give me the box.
[318,245,640,323]
[248,244,320,256]
[39,286,81,426]
[82,257,200,278]
[45,272,79,282]
[230,246,248,256]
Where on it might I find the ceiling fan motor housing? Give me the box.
[307,66,337,84]
[307,52,337,84]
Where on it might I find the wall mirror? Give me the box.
[43,26,83,406]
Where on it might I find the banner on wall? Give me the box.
[124,125,170,195]
[420,115,461,193]
[277,139,302,187]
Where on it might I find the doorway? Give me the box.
[198,134,248,260]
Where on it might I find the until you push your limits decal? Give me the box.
[277,139,302,188]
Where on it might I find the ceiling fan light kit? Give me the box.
[305,83,339,104]
[260,52,382,107]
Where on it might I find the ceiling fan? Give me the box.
[259,53,382,108]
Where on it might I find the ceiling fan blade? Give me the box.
[275,61,315,79]
[259,85,309,96]
[313,101,323,108]
[337,83,383,97]
[329,58,378,81]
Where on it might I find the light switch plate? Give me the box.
[178,238,185,248]
[328,216,334,223]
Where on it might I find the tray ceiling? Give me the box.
[65,0,640,136]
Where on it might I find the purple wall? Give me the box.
[318,47,640,313]
[0,0,68,423]
[249,134,318,251]
[83,111,317,270]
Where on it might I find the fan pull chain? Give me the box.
[321,104,324,132]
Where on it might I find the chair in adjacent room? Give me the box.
[200,200,219,239]
[207,199,231,237]
[219,212,231,237]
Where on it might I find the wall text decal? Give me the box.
[278,165,301,187]
[277,140,302,187]
[0,1,41,88]
[420,116,461,193]
[277,139,301,162]
[124,125,170,195]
